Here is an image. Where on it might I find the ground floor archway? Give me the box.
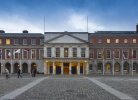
[105,63,112,73]
[31,63,37,73]
[114,62,121,73]
[22,63,28,73]
[97,62,103,73]
[5,63,11,73]
[14,63,19,73]
[123,62,129,74]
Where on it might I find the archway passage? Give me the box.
[97,62,103,73]
[133,63,138,73]
[14,63,19,73]
[0,63,1,74]
[71,66,77,74]
[31,63,37,73]
[80,64,83,74]
[105,63,112,73]
[56,66,61,74]
[5,63,11,73]
[124,62,129,73]
[114,62,121,72]
[63,63,69,75]
[22,63,28,73]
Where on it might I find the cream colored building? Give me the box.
[44,32,89,75]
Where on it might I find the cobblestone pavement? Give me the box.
[0,76,36,97]
[96,77,138,100]
[13,76,120,100]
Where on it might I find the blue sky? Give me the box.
[0,0,138,33]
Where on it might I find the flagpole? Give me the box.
[102,48,105,75]
[44,16,45,33]
[113,49,114,75]
[87,16,88,32]
[121,48,123,75]
[11,48,12,74]
[132,49,133,75]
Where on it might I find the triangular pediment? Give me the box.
[47,34,87,43]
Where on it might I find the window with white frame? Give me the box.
[81,48,85,57]
[64,48,68,57]
[31,49,36,59]
[115,39,119,43]
[123,50,129,59]
[56,48,60,57]
[39,49,44,59]
[72,48,77,57]
[132,49,137,59]
[13,49,20,59]
[106,49,111,59]
[22,49,28,59]
[47,47,51,57]
[124,39,128,43]
[31,39,36,45]
[107,39,110,43]
[114,49,120,59]
[90,48,94,58]
[133,39,136,43]
[5,49,11,59]
[14,39,19,45]
[97,49,102,59]
[23,39,27,45]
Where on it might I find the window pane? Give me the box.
[47,47,51,57]
[56,48,60,57]
[73,48,77,57]
[64,48,68,57]
[81,48,85,57]
[6,39,10,45]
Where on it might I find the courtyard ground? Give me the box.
[0,74,137,100]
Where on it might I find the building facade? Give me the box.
[1,25,138,75]
[0,30,44,74]
[43,32,89,75]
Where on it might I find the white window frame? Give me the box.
[31,49,36,59]
[22,49,28,59]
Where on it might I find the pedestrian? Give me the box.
[5,68,9,79]
[17,68,22,78]
[33,68,37,77]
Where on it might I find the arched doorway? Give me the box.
[97,62,103,73]
[114,62,121,73]
[22,63,28,73]
[105,63,112,73]
[0,63,1,74]
[133,62,138,73]
[123,62,129,73]
[31,63,37,73]
[5,63,11,73]
[14,63,19,73]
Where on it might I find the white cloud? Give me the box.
[0,13,105,33]
[67,13,105,32]
[0,15,43,33]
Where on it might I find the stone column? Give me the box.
[69,47,72,58]
[86,62,89,75]
[44,62,47,74]
[11,63,13,74]
[121,61,124,75]
[112,61,114,75]
[77,62,80,75]
[53,62,56,75]
[69,62,72,75]
[102,60,105,75]
[61,62,63,75]
[61,47,64,58]
[52,47,55,57]
[28,61,31,74]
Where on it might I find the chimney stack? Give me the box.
[0,30,5,33]
[22,30,28,33]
